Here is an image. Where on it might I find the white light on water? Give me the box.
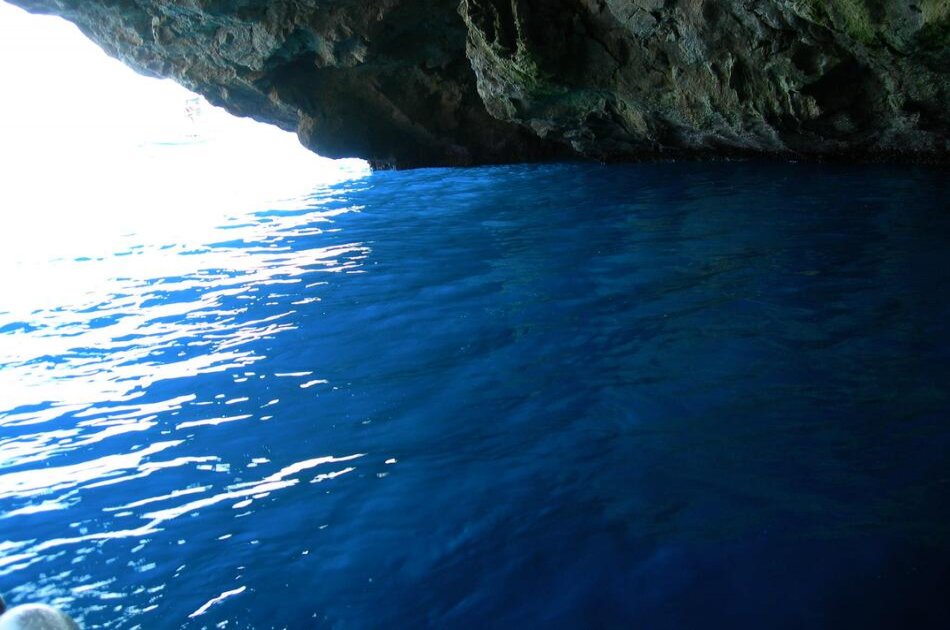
[0,2,370,265]
[0,2,372,414]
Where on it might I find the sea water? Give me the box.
[0,162,948,628]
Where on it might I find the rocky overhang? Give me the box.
[9,0,949,167]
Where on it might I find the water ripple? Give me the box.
[0,172,375,621]
[1,162,948,628]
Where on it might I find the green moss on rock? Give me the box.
[800,0,881,43]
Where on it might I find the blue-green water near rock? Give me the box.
[0,162,948,628]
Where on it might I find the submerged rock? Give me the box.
[10,0,949,166]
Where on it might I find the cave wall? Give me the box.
[10,0,949,166]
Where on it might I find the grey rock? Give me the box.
[0,605,79,630]
[9,0,949,167]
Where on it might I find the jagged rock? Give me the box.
[10,0,949,167]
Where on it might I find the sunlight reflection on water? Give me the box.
[0,163,370,591]
[0,155,369,411]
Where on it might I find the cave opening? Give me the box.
[0,1,369,263]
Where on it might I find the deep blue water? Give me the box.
[1,162,948,628]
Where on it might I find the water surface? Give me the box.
[1,162,948,628]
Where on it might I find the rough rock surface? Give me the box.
[10,0,950,167]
